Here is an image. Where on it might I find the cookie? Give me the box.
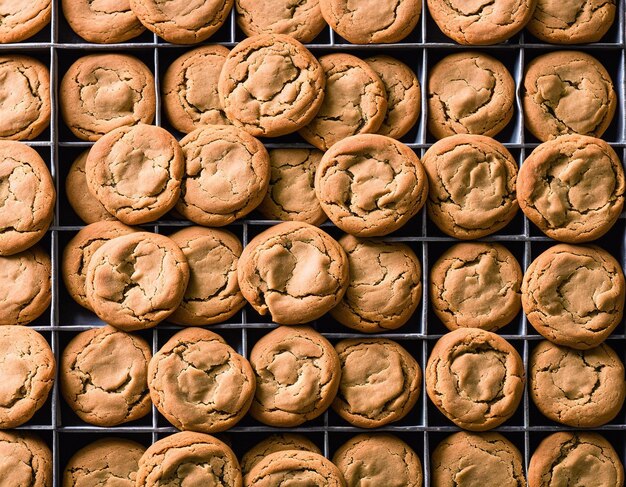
[136,432,241,487]
[0,246,50,326]
[319,0,420,43]
[249,326,340,427]
[257,148,326,225]
[60,54,155,141]
[331,235,422,333]
[218,34,325,137]
[86,124,184,224]
[85,231,190,330]
[431,432,526,486]
[175,125,270,226]
[0,431,51,486]
[527,0,616,44]
[518,135,624,242]
[129,0,233,44]
[299,53,387,150]
[63,438,145,486]
[333,434,423,487]
[428,52,515,139]
[365,56,421,139]
[62,221,137,311]
[522,244,625,349]
[235,0,326,43]
[427,0,536,44]
[0,0,50,43]
[241,434,321,475]
[332,338,421,428]
[0,141,55,256]
[162,45,231,134]
[426,328,524,430]
[430,243,522,332]
[523,51,616,142]
[238,221,349,324]
[531,340,626,427]
[62,0,145,43]
[148,328,254,432]
[315,134,427,236]
[0,326,54,428]
[168,226,246,326]
[422,134,518,238]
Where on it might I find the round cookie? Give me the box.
[60,54,155,141]
[63,438,145,487]
[235,0,326,43]
[422,134,518,238]
[0,0,50,43]
[60,326,152,427]
[428,52,515,139]
[518,135,624,242]
[528,432,624,487]
[241,434,321,475]
[523,51,616,142]
[426,328,524,430]
[0,246,51,326]
[257,148,326,225]
[249,326,340,427]
[430,243,522,332]
[333,434,423,487]
[0,326,55,428]
[332,338,421,428]
[527,0,616,44]
[0,141,55,256]
[315,134,428,237]
[85,231,190,330]
[175,125,270,227]
[218,34,325,137]
[168,226,246,326]
[136,432,241,487]
[0,431,51,486]
[331,234,422,333]
[238,221,349,324]
[522,244,625,349]
[62,0,145,43]
[365,56,421,140]
[431,432,526,486]
[162,45,231,134]
[299,53,387,150]
[530,340,626,427]
[427,0,536,44]
[148,328,255,433]
[86,124,183,224]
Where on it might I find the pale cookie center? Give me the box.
[537,0,585,26]
[0,257,41,318]
[153,0,223,22]
[554,264,613,319]
[438,66,495,123]
[553,443,620,486]
[450,350,506,403]
[551,352,599,401]
[184,61,222,114]
[271,162,316,213]
[0,162,40,232]
[0,442,36,486]
[244,54,298,101]
[453,445,518,485]
[89,0,132,15]
[182,238,236,301]
[344,0,400,31]
[447,0,522,24]
[0,355,30,407]
[343,448,411,485]
[80,69,139,120]
[0,66,41,135]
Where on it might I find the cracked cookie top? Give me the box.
[86,124,184,225]
[299,53,387,150]
[62,0,145,43]
[331,234,422,333]
[0,0,50,43]
[523,51,616,142]
[518,135,624,243]
[238,222,349,324]
[249,326,340,427]
[85,231,189,330]
[176,125,270,227]
[0,326,55,428]
[219,34,325,137]
[530,340,626,427]
[428,52,515,139]
[60,54,156,141]
[332,338,421,428]
[0,431,51,487]
[521,244,625,349]
[241,434,321,475]
[423,134,518,238]
[315,134,428,237]
[426,328,524,431]
[168,226,246,326]
[430,243,522,332]
[60,325,152,427]
[0,141,55,256]
[148,328,255,433]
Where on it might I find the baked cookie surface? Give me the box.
[241,434,321,475]
[62,0,145,43]
[0,431,51,487]
[0,0,51,43]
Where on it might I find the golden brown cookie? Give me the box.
[241,434,321,476]
[0,0,51,43]
[0,431,51,486]
[62,0,145,43]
